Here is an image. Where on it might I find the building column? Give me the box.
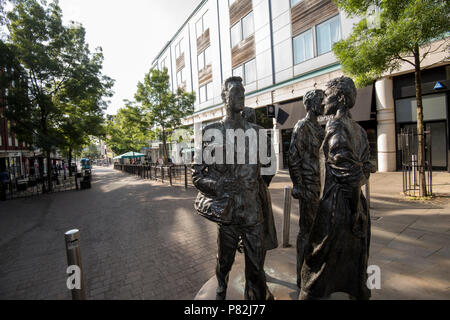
[375,77,397,172]
[272,124,283,171]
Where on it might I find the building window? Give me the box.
[7,121,12,147]
[176,67,186,87]
[160,58,167,70]
[230,23,241,48]
[197,46,211,71]
[199,85,206,103]
[230,11,254,48]
[316,15,341,55]
[232,59,256,85]
[290,0,303,7]
[175,39,183,59]
[199,82,213,103]
[196,11,209,38]
[293,29,314,64]
[199,81,213,103]
[232,64,243,80]
[206,82,213,101]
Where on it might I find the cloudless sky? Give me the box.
[59,0,200,115]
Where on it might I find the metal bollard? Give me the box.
[282,186,292,248]
[64,229,86,300]
[184,165,188,189]
[169,166,172,186]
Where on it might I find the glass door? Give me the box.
[426,121,448,170]
[398,121,448,170]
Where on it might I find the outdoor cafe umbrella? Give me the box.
[113,151,145,159]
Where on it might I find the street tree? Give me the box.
[81,142,101,160]
[332,0,450,197]
[135,68,195,164]
[105,102,151,155]
[55,32,114,175]
[2,0,113,189]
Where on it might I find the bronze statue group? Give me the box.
[192,75,373,300]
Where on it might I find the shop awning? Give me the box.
[277,85,374,129]
[350,85,374,122]
[276,99,305,130]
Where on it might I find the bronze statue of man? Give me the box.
[288,89,325,289]
[242,107,278,260]
[299,76,372,300]
[192,77,274,300]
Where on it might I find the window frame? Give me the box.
[198,81,213,103]
[160,58,167,71]
[290,0,303,7]
[230,21,242,48]
[230,11,255,48]
[291,14,342,66]
[175,39,183,59]
[176,67,185,87]
[232,58,256,86]
[315,14,341,56]
[292,28,314,65]
[241,11,254,41]
[197,45,211,72]
[196,11,209,39]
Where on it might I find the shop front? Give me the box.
[275,85,376,169]
[394,66,449,171]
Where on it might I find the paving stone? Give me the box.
[1,168,449,299]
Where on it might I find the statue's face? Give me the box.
[324,87,339,116]
[311,95,325,117]
[226,82,245,113]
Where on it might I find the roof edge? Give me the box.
[151,0,208,65]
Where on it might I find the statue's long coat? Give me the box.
[300,113,372,300]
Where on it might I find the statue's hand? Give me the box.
[217,176,237,196]
[292,186,303,200]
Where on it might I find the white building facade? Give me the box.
[152,0,450,172]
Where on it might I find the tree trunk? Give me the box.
[162,128,168,164]
[41,112,53,192]
[68,147,73,177]
[414,45,427,197]
[46,149,53,192]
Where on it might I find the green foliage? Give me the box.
[134,68,195,162]
[333,0,450,87]
[105,102,150,155]
[333,0,449,196]
[1,0,113,156]
[135,68,196,132]
[255,107,273,129]
[81,143,101,160]
[0,0,18,28]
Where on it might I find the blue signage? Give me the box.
[434,81,446,90]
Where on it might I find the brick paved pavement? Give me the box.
[0,167,218,299]
[269,170,450,299]
[0,166,449,299]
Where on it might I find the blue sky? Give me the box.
[59,0,200,115]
